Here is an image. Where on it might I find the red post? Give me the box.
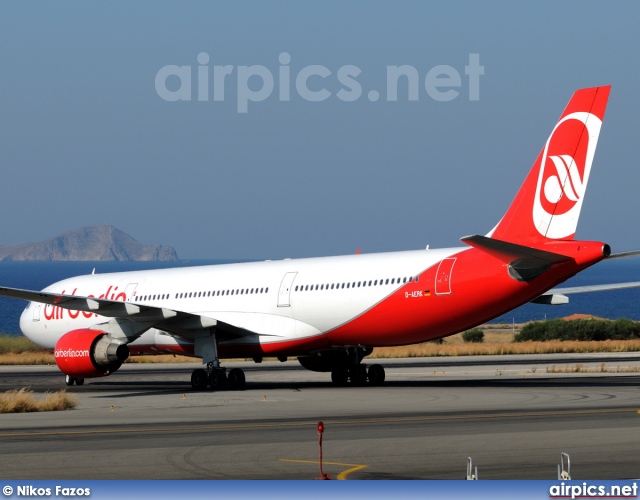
[316,421,331,480]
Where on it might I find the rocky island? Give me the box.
[0,225,178,262]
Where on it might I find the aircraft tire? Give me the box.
[331,369,348,386]
[191,369,208,390]
[65,375,75,386]
[349,365,368,386]
[209,369,227,391]
[76,378,85,386]
[367,364,385,385]
[227,368,246,390]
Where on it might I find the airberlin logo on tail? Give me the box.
[533,111,602,239]
[544,154,584,204]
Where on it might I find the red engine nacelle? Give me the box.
[54,329,129,379]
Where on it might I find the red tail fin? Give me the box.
[489,86,611,244]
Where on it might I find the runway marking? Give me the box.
[0,408,636,439]
[279,459,368,480]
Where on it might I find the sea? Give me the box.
[1,257,640,335]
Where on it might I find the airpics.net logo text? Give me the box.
[155,52,484,113]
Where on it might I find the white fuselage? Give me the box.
[20,247,461,353]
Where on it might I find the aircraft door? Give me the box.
[32,303,41,322]
[124,283,138,302]
[435,258,456,295]
[277,272,298,307]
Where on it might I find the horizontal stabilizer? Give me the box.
[544,281,640,295]
[532,280,640,306]
[461,235,572,282]
[606,249,640,259]
[530,294,569,305]
[461,235,570,263]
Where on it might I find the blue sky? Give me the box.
[1,1,639,259]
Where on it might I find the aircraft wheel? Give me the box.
[209,369,227,391]
[65,375,75,386]
[76,378,85,386]
[191,369,208,390]
[349,365,368,386]
[367,364,385,386]
[331,369,348,386]
[227,368,246,390]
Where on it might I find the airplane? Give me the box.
[0,85,633,390]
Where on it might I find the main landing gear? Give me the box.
[298,346,386,386]
[190,328,246,391]
[190,365,246,391]
[330,363,385,386]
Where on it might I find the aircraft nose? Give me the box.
[19,303,31,333]
[19,302,51,348]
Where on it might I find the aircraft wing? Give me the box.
[0,285,258,342]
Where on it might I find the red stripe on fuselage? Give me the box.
[325,242,606,347]
[129,333,332,359]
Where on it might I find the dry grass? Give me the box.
[0,352,55,365]
[371,339,640,358]
[0,334,47,354]
[0,388,77,413]
[0,334,55,365]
